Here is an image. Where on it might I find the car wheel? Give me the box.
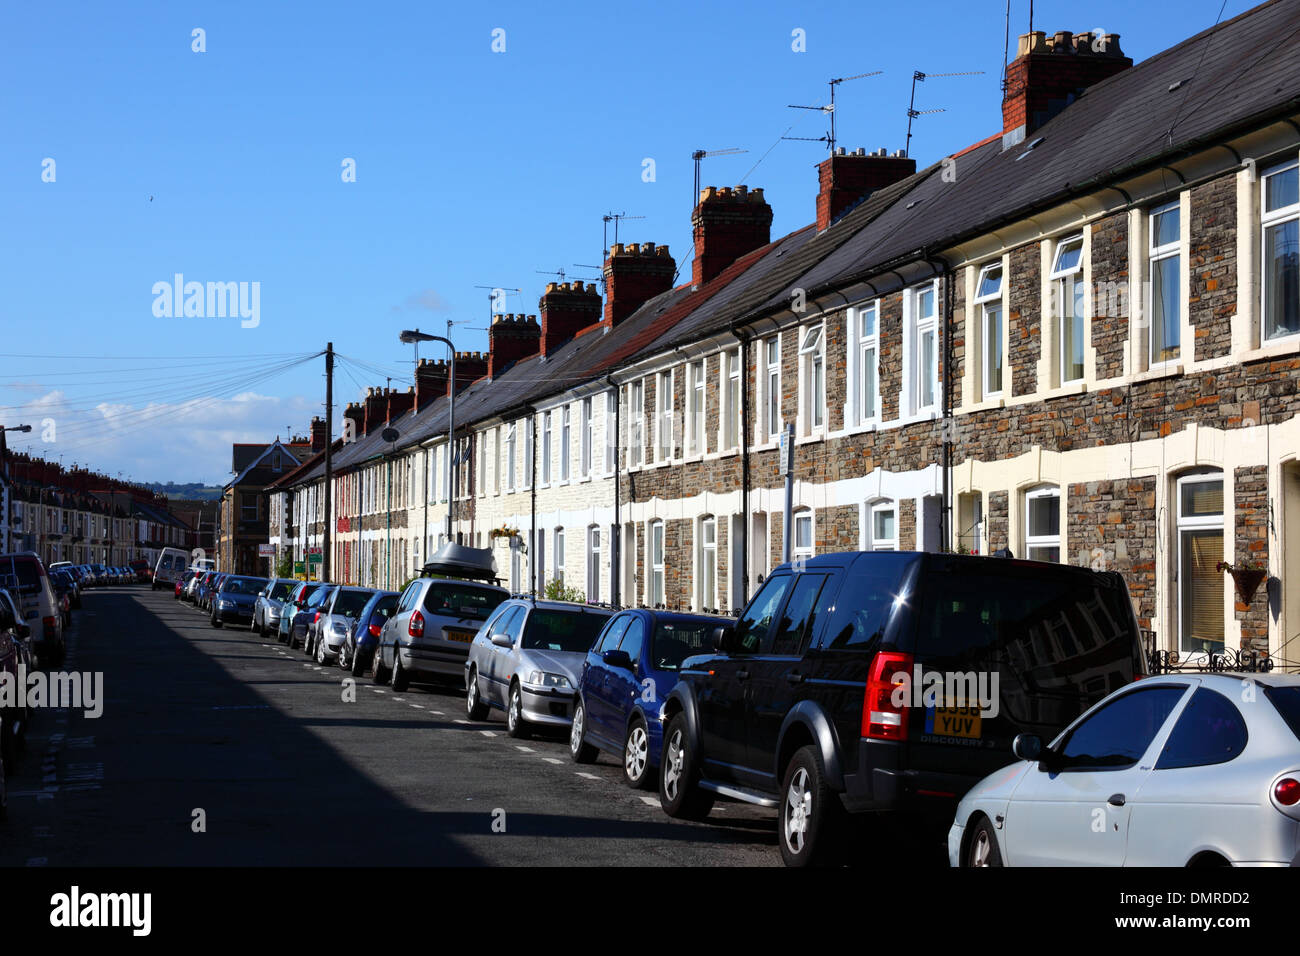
[316,636,328,665]
[390,652,410,692]
[778,745,844,868]
[965,817,1003,867]
[659,713,713,820]
[569,699,598,763]
[372,645,390,684]
[350,647,367,678]
[211,613,223,629]
[338,643,350,671]
[466,669,490,721]
[623,719,652,789]
[506,683,530,739]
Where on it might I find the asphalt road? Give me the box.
[0,586,781,866]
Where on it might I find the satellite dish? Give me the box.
[381,427,400,443]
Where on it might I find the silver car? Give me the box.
[252,578,298,638]
[311,586,377,664]
[374,577,508,691]
[465,599,614,738]
[949,672,1300,867]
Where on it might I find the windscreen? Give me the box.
[223,577,268,595]
[333,589,374,618]
[270,581,295,600]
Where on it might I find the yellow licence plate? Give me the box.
[925,706,982,738]
[445,630,475,643]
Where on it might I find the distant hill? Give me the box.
[141,482,224,501]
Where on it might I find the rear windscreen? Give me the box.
[1264,686,1300,742]
[334,590,374,618]
[270,581,295,600]
[0,556,42,596]
[522,610,609,653]
[423,584,505,621]
[223,577,268,595]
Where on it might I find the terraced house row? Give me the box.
[257,3,1300,667]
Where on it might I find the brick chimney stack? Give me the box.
[488,313,542,377]
[603,243,676,326]
[538,282,602,357]
[310,416,327,453]
[692,185,773,288]
[452,352,488,393]
[343,402,365,441]
[387,386,415,423]
[816,148,916,231]
[1002,30,1130,148]
[363,387,388,436]
[415,358,450,412]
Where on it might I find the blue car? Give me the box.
[340,588,398,675]
[569,609,730,789]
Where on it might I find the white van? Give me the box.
[0,551,65,667]
[152,548,191,590]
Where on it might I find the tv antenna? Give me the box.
[536,268,568,282]
[905,70,985,157]
[691,148,748,205]
[602,212,646,258]
[473,284,521,324]
[784,71,882,154]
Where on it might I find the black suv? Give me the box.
[659,551,1147,866]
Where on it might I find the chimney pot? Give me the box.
[816,149,916,231]
[1003,29,1130,147]
[692,183,772,286]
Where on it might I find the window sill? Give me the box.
[841,419,881,437]
[1130,363,1183,384]
[1240,335,1300,364]
[795,430,826,446]
[1043,381,1088,399]
[962,395,1006,414]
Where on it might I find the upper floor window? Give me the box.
[628,379,645,468]
[906,281,939,415]
[798,324,825,434]
[1149,201,1182,365]
[974,263,1003,398]
[581,397,593,477]
[541,412,552,485]
[1050,235,1085,385]
[846,302,880,426]
[1024,485,1061,563]
[761,335,781,441]
[505,423,517,492]
[687,359,706,456]
[522,417,533,490]
[604,390,616,474]
[493,428,502,494]
[561,405,571,481]
[1262,159,1299,342]
[721,349,741,451]
[655,371,673,462]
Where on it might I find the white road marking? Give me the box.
[409,704,424,709]
[429,711,444,716]
[391,697,404,702]
[515,746,534,753]
[639,796,660,807]
[372,689,386,694]
[543,757,564,765]
[454,719,470,725]
[576,772,600,780]
[479,730,497,737]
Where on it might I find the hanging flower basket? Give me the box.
[488,526,520,540]
[1217,561,1267,605]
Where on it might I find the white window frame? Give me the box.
[554,527,566,587]
[648,520,665,607]
[867,500,897,551]
[1050,235,1085,386]
[493,427,502,495]
[798,323,825,436]
[1261,159,1300,343]
[905,281,940,416]
[522,417,533,490]
[1148,201,1182,367]
[587,525,601,602]
[698,516,716,610]
[973,263,1004,400]
[1024,485,1062,563]
[505,422,517,493]
[847,301,880,426]
[655,370,674,463]
[720,348,741,452]
[760,334,781,443]
[541,411,552,486]
[604,390,616,475]
[581,397,593,477]
[1175,472,1226,657]
[687,359,706,457]
[628,379,645,469]
[561,405,572,481]
[792,511,814,562]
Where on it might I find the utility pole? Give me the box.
[324,342,334,582]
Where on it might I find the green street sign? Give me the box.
[308,553,322,565]
[293,561,306,576]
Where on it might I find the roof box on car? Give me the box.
[420,543,500,583]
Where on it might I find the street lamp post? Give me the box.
[399,329,456,543]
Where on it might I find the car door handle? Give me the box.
[736,670,750,681]
[785,672,805,685]
[1108,793,1126,807]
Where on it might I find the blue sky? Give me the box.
[0,0,1246,484]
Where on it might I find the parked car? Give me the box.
[0,588,34,770]
[152,548,191,591]
[286,583,330,650]
[182,570,205,603]
[301,585,340,657]
[252,578,298,638]
[465,598,614,738]
[210,576,269,628]
[175,571,194,599]
[342,589,399,676]
[276,581,319,645]
[0,553,65,668]
[50,567,81,610]
[198,572,225,611]
[377,577,510,692]
[657,551,1148,866]
[129,559,151,584]
[309,586,377,664]
[569,609,729,788]
[49,570,76,629]
[951,672,1300,867]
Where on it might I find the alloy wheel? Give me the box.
[785,767,812,855]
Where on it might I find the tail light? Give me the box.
[409,610,425,638]
[369,623,382,638]
[1275,778,1300,807]
[862,651,913,741]
[312,611,322,623]
[43,615,57,634]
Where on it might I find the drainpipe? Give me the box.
[925,254,955,550]
[529,408,537,597]
[734,327,752,608]
[606,375,621,608]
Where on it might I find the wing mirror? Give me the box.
[490,632,514,648]
[601,649,633,670]
[1012,734,1042,761]
[711,625,735,654]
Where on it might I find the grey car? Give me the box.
[374,577,508,691]
[252,578,298,638]
[311,586,377,664]
[465,599,614,738]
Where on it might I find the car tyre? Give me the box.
[659,713,713,820]
[350,646,368,678]
[371,645,390,684]
[210,613,223,629]
[316,636,328,665]
[568,699,598,763]
[505,682,530,739]
[965,817,1003,868]
[466,669,490,721]
[390,652,410,692]
[623,718,653,789]
[778,745,845,868]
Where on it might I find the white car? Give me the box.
[950,672,1300,867]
